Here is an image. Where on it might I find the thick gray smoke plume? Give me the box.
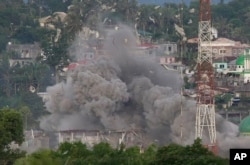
[40,25,250,157]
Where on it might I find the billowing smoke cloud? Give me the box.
[171,110,250,157]
[40,25,250,157]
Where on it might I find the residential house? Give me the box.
[235,83,250,98]
[160,55,176,64]
[156,42,178,56]
[11,130,50,154]
[225,49,250,83]
[213,61,228,73]
[6,42,42,67]
[213,56,236,73]
[135,43,157,57]
[37,92,50,102]
[211,38,246,58]
[187,37,250,58]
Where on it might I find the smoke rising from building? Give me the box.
[40,25,250,157]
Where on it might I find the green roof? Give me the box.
[239,116,250,134]
[236,55,244,65]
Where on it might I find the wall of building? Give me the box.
[57,130,145,149]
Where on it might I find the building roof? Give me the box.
[240,116,250,135]
[214,37,235,43]
[137,43,156,49]
[187,38,198,44]
[187,37,243,47]
[236,55,244,65]
[63,60,87,71]
[213,56,236,63]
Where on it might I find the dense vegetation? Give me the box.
[0,107,25,165]
[14,139,229,165]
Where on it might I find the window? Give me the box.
[219,49,226,54]
[220,64,224,69]
[168,46,172,52]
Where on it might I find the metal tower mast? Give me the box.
[195,0,217,154]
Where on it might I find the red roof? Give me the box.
[67,63,78,70]
[64,60,87,70]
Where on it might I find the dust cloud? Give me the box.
[40,25,250,157]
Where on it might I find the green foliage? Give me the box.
[155,138,229,165]
[0,107,25,165]
[12,26,38,44]
[44,0,72,13]
[57,141,91,160]
[14,149,62,165]
[92,142,113,158]
[15,139,229,165]
[215,93,233,108]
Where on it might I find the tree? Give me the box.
[0,52,13,97]
[19,106,31,130]
[64,0,86,40]
[0,107,25,165]
[14,149,62,165]
[56,141,91,164]
[155,139,229,165]
[140,144,157,165]
[20,62,52,92]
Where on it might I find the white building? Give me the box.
[58,129,145,149]
[226,49,250,83]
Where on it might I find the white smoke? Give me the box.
[40,25,250,157]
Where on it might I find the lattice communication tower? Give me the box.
[195,0,217,154]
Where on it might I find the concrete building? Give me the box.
[235,84,250,98]
[58,129,145,149]
[226,49,250,83]
[156,42,178,56]
[37,92,50,102]
[135,43,157,58]
[187,37,250,58]
[6,42,42,67]
[10,130,50,153]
